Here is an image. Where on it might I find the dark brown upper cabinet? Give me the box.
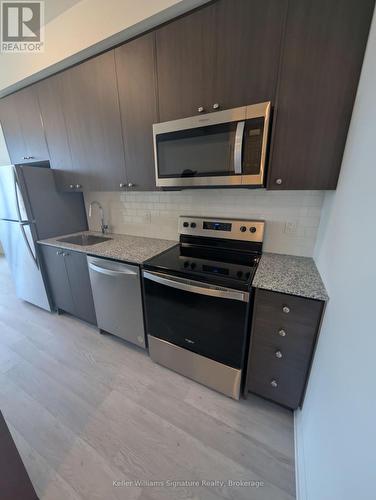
[213,0,287,111]
[35,74,78,191]
[156,3,216,122]
[268,0,375,190]
[59,50,127,191]
[115,32,158,190]
[156,0,287,122]
[0,86,49,165]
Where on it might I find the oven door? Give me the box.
[153,102,270,188]
[142,271,249,369]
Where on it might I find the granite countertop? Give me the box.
[38,231,178,265]
[253,252,329,301]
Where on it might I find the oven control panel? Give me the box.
[179,216,264,242]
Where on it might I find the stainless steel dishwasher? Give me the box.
[87,256,146,348]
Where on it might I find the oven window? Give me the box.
[156,122,237,178]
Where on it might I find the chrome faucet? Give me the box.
[88,201,109,234]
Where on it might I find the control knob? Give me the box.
[190,222,197,228]
[183,222,189,228]
[249,226,257,233]
[240,226,247,232]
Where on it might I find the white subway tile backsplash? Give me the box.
[84,189,325,257]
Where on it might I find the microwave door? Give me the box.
[233,121,245,175]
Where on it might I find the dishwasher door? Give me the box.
[87,256,146,348]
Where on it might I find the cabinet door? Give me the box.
[0,87,49,164]
[268,0,374,190]
[213,0,287,110]
[35,74,78,191]
[40,245,75,315]
[115,33,158,190]
[156,3,216,121]
[64,251,97,325]
[60,50,127,191]
[0,93,25,164]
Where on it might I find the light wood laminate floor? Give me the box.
[0,256,295,500]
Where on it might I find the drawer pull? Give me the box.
[275,350,283,359]
[278,329,286,337]
[282,306,290,314]
[270,379,278,388]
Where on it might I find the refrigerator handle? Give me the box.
[13,169,39,269]
[13,168,25,223]
[19,222,39,270]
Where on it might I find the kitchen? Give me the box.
[0,1,375,499]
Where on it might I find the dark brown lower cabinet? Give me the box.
[40,245,97,325]
[245,288,325,409]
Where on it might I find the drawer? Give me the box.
[254,289,324,328]
[250,330,311,373]
[247,355,306,409]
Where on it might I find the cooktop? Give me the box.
[143,216,265,291]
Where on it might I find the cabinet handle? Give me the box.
[212,103,220,110]
[275,350,283,359]
[282,306,290,314]
[62,252,69,257]
[197,106,205,113]
[56,250,63,256]
[270,379,278,388]
[275,178,283,185]
[278,329,287,337]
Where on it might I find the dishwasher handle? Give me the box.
[88,262,138,277]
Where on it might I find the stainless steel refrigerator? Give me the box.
[0,164,88,311]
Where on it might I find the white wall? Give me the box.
[295,11,376,500]
[0,0,208,95]
[84,190,324,256]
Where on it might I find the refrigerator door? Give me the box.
[16,164,88,240]
[0,219,51,311]
[0,165,29,222]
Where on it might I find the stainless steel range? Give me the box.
[142,216,264,399]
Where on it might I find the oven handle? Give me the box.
[143,271,249,303]
[233,120,245,174]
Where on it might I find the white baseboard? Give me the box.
[294,409,307,500]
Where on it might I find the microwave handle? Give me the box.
[234,121,245,174]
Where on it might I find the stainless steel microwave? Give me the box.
[153,101,271,188]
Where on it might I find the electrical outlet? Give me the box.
[284,221,298,235]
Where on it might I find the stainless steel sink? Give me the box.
[57,234,111,246]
